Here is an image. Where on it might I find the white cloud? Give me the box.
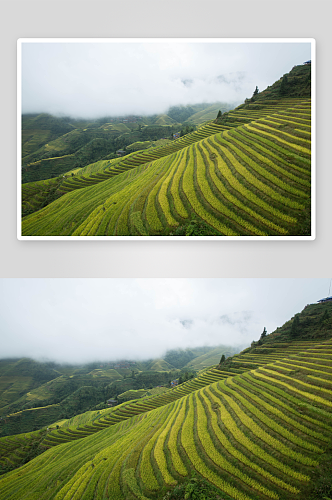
[21,40,311,118]
[0,279,328,364]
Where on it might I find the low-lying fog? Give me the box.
[0,278,327,364]
[21,40,311,118]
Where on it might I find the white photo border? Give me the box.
[17,37,316,241]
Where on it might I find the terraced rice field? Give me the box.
[0,338,330,499]
[21,98,312,237]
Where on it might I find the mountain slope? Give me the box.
[22,96,311,237]
[2,301,330,499]
[0,329,331,499]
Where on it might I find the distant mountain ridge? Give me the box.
[0,345,234,437]
[21,102,232,184]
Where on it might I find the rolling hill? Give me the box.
[21,63,312,237]
[0,299,331,499]
[0,346,233,438]
[21,103,229,185]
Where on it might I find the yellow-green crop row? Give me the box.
[254,121,311,145]
[258,117,310,133]
[245,124,311,156]
[113,163,165,235]
[139,423,165,490]
[254,370,332,408]
[103,415,156,500]
[215,382,318,466]
[260,368,332,396]
[169,148,189,219]
[205,386,309,481]
[208,136,297,224]
[266,116,311,129]
[241,371,332,431]
[194,144,266,235]
[181,393,254,500]
[275,359,332,375]
[296,353,332,361]
[223,131,310,192]
[215,136,305,208]
[157,154,180,227]
[199,390,300,494]
[277,112,311,123]
[307,375,332,385]
[166,398,188,476]
[122,468,150,500]
[195,393,279,499]
[108,164,160,235]
[227,377,327,443]
[145,171,166,232]
[153,401,178,486]
[182,146,238,235]
[222,380,321,457]
[236,127,310,169]
[199,141,286,234]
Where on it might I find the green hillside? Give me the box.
[21,64,312,237]
[21,114,75,159]
[21,103,224,185]
[0,348,233,438]
[0,299,331,499]
[183,346,240,371]
[21,97,312,237]
[187,102,234,124]
[0,359,60,410]
[149,359,175,371]
[153,115,178,126]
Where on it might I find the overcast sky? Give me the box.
[0,278,328,364]
[20,39,312,118]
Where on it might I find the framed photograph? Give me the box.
[18,38,315,240]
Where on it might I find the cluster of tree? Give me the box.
[177,371,195,385]
[219,354,226,364]
[170,219,219,236]
[246,64,311,103]
[249,327,268,347]
[179,124,196,137]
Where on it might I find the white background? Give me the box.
[1,0,331,278]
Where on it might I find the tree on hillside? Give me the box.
[260,327,267,340]
[180,125,195,137]
[279,75,289,96]
[250,86,259,102]
[219,354,226,364]
[217,110,222,119]
[290,314,300,337]
[320,309,330,329]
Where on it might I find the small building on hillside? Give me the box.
[107,399,118,406]
[170,380,178,387]
[173,132,180,139]
[304,60,311,65]
[318,296,332,304]
[116,149,126,156]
